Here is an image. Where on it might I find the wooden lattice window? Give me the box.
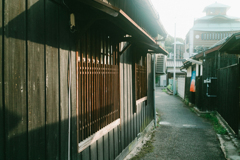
[135,55,147,100]
[76,30,120,149]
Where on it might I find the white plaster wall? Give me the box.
[187,66,192,77]
[178,77,185,99]
[196,64,199,76]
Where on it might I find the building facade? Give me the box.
[185,2,240,57]
[0,0,168,159]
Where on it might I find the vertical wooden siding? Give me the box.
[1,1,155,160]
[185,77,191,104]
[4,0,27,159]
[27,0,45,159]
[217,65,239,133]
[1,1,77,160]
[195,76,204,110]
[0,0,3,158]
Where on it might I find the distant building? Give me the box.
[185,2,240,58]
[169,41,184,59]
[158,58,186,87]
[157,40,185,87]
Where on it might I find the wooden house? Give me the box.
[181,32,240,134]
[0,0,168,160]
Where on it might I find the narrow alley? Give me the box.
[142,87,225,160]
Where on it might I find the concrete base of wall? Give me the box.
[115,120,155,160]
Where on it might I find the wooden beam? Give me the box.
[119,43,132,56]
[78,118,120,153]
[136,96,147,105]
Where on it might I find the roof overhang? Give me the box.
[121,37,168,55]
[181,58,202,69]
[219,32,240,54]
[76,0,168,55]
[205,45,221,54]
[141,42,168,55]
[194,52,203,59]
[185,58,202,65]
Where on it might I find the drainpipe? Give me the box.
[152,54,156,127]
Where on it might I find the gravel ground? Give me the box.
[140,87,225,160]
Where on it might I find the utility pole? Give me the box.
[173,21,176,95]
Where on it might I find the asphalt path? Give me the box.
[142,87,225,160]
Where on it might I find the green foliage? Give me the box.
[184,98,189,105]
[166,84,172,91]
[155,76,160,84]
[194,45,209,53]
[131,134,155,160]
[162,88,167,92]
[201,113,227,135]
[164,35,184,54]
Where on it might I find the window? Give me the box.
[135,55,147,100]
[212,33,214,40]
[204,33,206,40]
[226,33,229,37]
[201,33,204,40]
[209,33,211,40]
[218,33,220,40]
[215,33,217,40]
[77,30,120,146]
[207,33,209,40]
[223,33,226,38]
[220,33,223,39]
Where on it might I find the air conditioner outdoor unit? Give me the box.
[155,54,166,75]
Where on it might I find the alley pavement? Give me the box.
[142,87,225,160]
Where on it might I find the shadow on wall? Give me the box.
[0,0,75,51]
[0,106,79,160]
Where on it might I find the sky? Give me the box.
[151,0,240,39]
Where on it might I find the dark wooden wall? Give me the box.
[189,51,240,132]
[202,54,215,110]
[195,76,204,110]
[0,0,3,158]
[217,64,240,134]
[1,1,155,160]
[184,77,191,104]
[0,1,78,159]
[199,51,239,111]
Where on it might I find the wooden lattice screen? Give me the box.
[135,56,147,100]
[77,30,120,142]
